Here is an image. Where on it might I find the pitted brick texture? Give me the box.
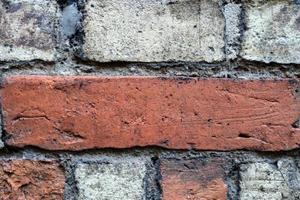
[160,159,227,200]
[0,0,58,61]
[75,158,147,200]
[241,0,300,64]
[239,162,291,200]
[1,76,300,151]
[82,0,225,62]
[224,2,241,60]
[0,160,65,200]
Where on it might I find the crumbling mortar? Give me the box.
[70,0,86,61]
[222,0,230,61]
[237,0,247,60]
[60,154,79,200]
[220,0,228,60]
[1,58,300,79]
[0,75,8,149]
[226,161,240,200]
[144,156,162,200]
[221,0,243,61]
[55,0,82,64]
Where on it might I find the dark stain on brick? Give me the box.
[53,79,92,93]
[274,5,292,25]
[162,159,225,186]
[295,16,300,30]
[166,0,200,21]
[294,0,300,5]
[292,117,300,128]
[6,3,22,13]
[0,1,56,51]
[293,87,300,98]
[159,76,194,85]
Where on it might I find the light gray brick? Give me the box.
[239,163,291,200]
[0,0,59,61]
[75,158,147,200]
[82,0,225,62]
[241,0,300,64]
[224,2,242,60]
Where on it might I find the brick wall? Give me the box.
[0,0,299,199]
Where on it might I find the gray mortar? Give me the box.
[1,59,300,79]
[223,1,242,60]
[61,3,81,40]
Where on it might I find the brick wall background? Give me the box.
[0,0,300,199]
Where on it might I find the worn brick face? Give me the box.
[1,76,300,151]
[75,158,147,200]
[0,0,58,61]
[82,0,225,62]
[160,159,227,200]
[241,0,300,64]
[0,160,65,200]
[239,163,291,200]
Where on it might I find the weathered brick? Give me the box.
[160,159,227,200]
[1,76,300,151]
[75,158,147,200]
[82,0,225,62]
[241,0,300,64]
[224,2,242,60]
[239,163,291,200]
[0,160,65,200]
[0,0,58,61]
[277,158,300,198]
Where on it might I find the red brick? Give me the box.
[0,160,65,200]
[1,76,300,151]
[160,159,227,200]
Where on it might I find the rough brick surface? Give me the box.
[82,0,225,62]
[160,159,227,200]
[239,162,291,200]
[241,0,300,64]
[1,76,300,151]
[0,160,65,200]
[224,2,241,60]
[75,158,147,200]
[277,158,300,198]
[0,0,58,61]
